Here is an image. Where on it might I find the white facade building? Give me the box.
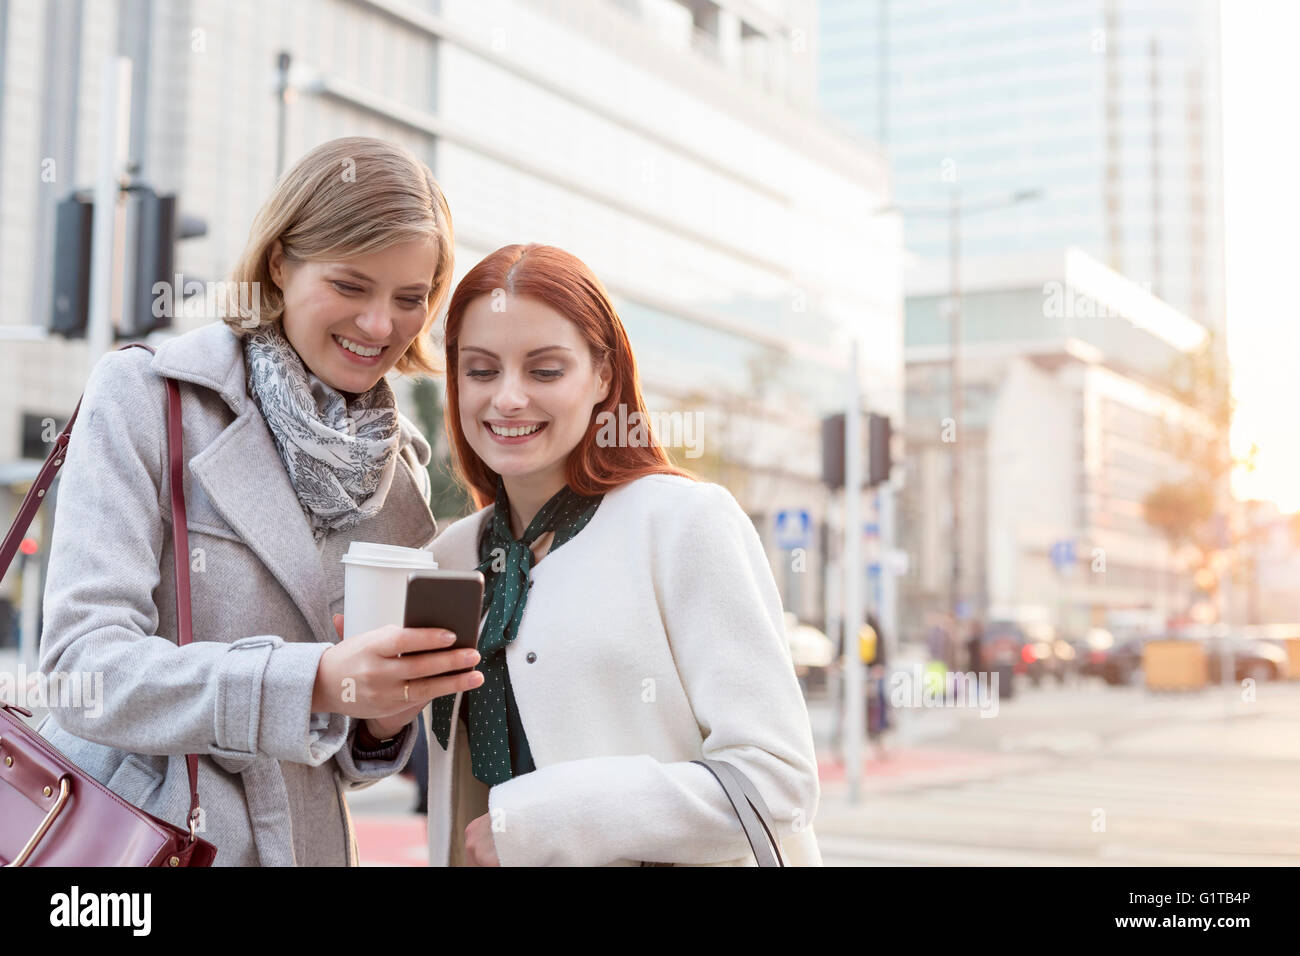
[0,0,902,637]
[900,246,1211,637]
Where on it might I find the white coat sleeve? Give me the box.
[37,349,347,765]
[484,481,820,866]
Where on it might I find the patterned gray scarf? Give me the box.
[242,322,400,542]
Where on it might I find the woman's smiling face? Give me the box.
[269,237,439,395]
[457,293,611,486]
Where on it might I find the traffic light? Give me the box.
[49,185,206,339]
[121,188,178,338]
[821,412,893,489]
[821,412,847,490]
[50,194,93,337]
[868,412,892,486]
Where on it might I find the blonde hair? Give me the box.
[225,136,454,376]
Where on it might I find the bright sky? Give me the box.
[1222,2,1300,513]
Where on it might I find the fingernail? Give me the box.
[464,650,480,664]
[441,631,457,644]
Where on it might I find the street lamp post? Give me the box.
[877,187,1043,648]
[272,53,326,182]
[275,51,291,179]
[948,188,962,643]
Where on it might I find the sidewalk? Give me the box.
[816,746,1051,791]
[348,772,429,866]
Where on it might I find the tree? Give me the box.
[1141,331,1255,621]
[1142,482,1214,550]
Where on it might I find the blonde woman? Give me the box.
[423,244,822,866]
[36,137,482,865]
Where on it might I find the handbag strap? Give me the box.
[0,342,203,842]
[692,758,785,867]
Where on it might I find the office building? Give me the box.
[0,0,903,644]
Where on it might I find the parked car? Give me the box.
[1020,622,1074,685]
[784,612,834,695]
[1101,635,1157,686]
[980,620,1023,699]
[982,620,1024,668]
[1100,633,1290,686]
[1200,635,1290,683]
[1074,628,1116,679]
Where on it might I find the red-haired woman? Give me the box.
[421,244,821,866]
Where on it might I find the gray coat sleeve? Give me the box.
[37,349,347,765]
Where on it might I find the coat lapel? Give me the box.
[150,322,437,644]
[189,407,333,640]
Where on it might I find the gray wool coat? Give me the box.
[35,320,438,866]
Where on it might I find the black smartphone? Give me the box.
[403,570,485,675]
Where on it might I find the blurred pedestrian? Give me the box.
[860,614,890,759]
[967,618,984,673]
[926,616,952,669]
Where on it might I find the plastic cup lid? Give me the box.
[341,541,437,569]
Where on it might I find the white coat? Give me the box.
[422,473,823,866]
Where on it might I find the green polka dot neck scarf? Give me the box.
[428,474,604,786]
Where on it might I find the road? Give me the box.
[808,676,1300,866]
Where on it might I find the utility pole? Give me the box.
[948,187,962,637]
[876,188,1044,644]
[275,51,291,179]
[842,339,865,802]
[88,56,132,362]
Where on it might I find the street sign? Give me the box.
[1050,539,1076,570]
[868,562,882,608]
[774,509,811,550]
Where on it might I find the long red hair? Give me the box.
[443,244,698,510]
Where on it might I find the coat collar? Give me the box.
[149,321,438,643]
[428,504,494,570]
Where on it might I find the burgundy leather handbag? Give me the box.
[0,342,217,866]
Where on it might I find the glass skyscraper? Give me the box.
[819,0,1225,335]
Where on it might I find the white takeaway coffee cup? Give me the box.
[340,541,437,639]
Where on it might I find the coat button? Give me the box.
[526,651,537,663]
